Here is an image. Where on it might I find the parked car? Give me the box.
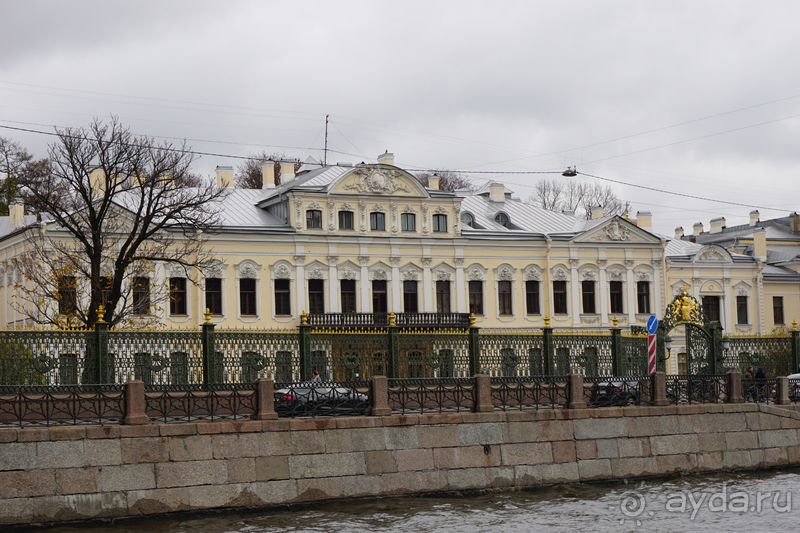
[588,380,640,407]
[274,385,369,416]
[786,373,800,402]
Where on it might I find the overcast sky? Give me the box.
[2,1,799,235]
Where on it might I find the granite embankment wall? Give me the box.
[3,403,800,527]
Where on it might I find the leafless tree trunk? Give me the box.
[13,117,226,329]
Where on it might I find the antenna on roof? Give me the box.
[323,115,329,167]
[562,167,577,177]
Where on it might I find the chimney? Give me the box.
[215,165,234,188]
[749,210,760,226]
[636,210,652,229]
[428,173,440,190]
[791,212,800,233]
[9,198,24,229]
[753,227,767,261]
[489,182,505,203]
[377,152,394,166]
[674,227,684,239]
[90,168,106,193]
[262,162,275,189]
[693,222,704,236]
[710,217,726,234]
[280,159,295,184]
[591,205,604,219]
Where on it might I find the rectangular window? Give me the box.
[338,211,354,230]
[58,276,78,315]
[432,213,447,232]
[468,280,483,315]
[678,352,687,375]
[370,212,385,231]
[240,278,257,316]
[132,277,150,315]
[553,280,567,314]
[306,209,322,229]
[498,280,512,315]
[525,280,540,315]
[436,280,451,314]
[401,213,416,232]
[737,295,748,325]
[308,279,325,314]
[637,281,650,314]
[703,295,720,323]
[274,279,291,316]
[170,277,187,315]
[610,281,623,314]
[774,296,784,325]
[341,279,356,313]
[205,278,222,315]
[372,280,387,313]
[99,276,112,307]
[403,280,418,313]
[582,280,596,314]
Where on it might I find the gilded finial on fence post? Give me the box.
[544,314,550,328]
[301,310,308,325]
[469,312,476,328]
[794,319,798,331]
[204,308,211,323]
[612,315,619,328]
[389,311,396,326]
[96,304,105,322]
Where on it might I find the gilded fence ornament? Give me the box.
[300,311,308,325]
[794,319,798,331]
[204,308,212,323]
[469,312,476,328]
[612,315,618,327]
[389,312,396,326]
[544,314,550,327]
[97,304,105,322]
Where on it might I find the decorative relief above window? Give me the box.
[580,270,597,281]
[523,265,542,282]
[307,201,322,210]
[436,270,452,281]
[466,264,487,281]
[696,248,727,261]
[552,267,568,281]
[203,260,225,279]
[435,206,447,214]
[339,268,358,280]
[636,271,652,282]
[235,260,261,280]
[607,270,624,282]
[402,270,420,281]
[735,284,750,296]
[495,266,515,281]
[271,262,293,280]
[371,269,389,281]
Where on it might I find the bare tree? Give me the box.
[0,136,47,215]
[13,117,226,329]
[414,170,474,192]
[235,151,301,189]
[526,178,628,219]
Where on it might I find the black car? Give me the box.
[274,385,369,417]
[589,380,640,407]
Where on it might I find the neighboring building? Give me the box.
[0,153,795,348]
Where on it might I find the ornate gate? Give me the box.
[656,286,723,375]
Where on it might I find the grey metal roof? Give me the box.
[459,195,581,235]
[0,215,37,238]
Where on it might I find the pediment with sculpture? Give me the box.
[573,217,660,244]
[330,165,429,197]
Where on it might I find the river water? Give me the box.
[45,469,800,533]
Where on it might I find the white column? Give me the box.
[653,260,663,319]
[570,259,580,327]
[359,256,370,312]
[422,258,433,312]
[294,255,306,317]
[598,261,609,327]
[391,258,401,312]
[722,277,732,329]
[626,260,636,325]
[455,258,466,313]
[328,257,338,313]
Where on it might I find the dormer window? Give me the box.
[495,212,510,228]
[306,209,322,229]
[461,212,475,228]
[432,214,447,233]
[370,212,386,231]
[339,210,354,230]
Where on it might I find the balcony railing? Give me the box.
[306,312,471,329]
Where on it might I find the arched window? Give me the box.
[461,212,474,228]
[495,212,509,228]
